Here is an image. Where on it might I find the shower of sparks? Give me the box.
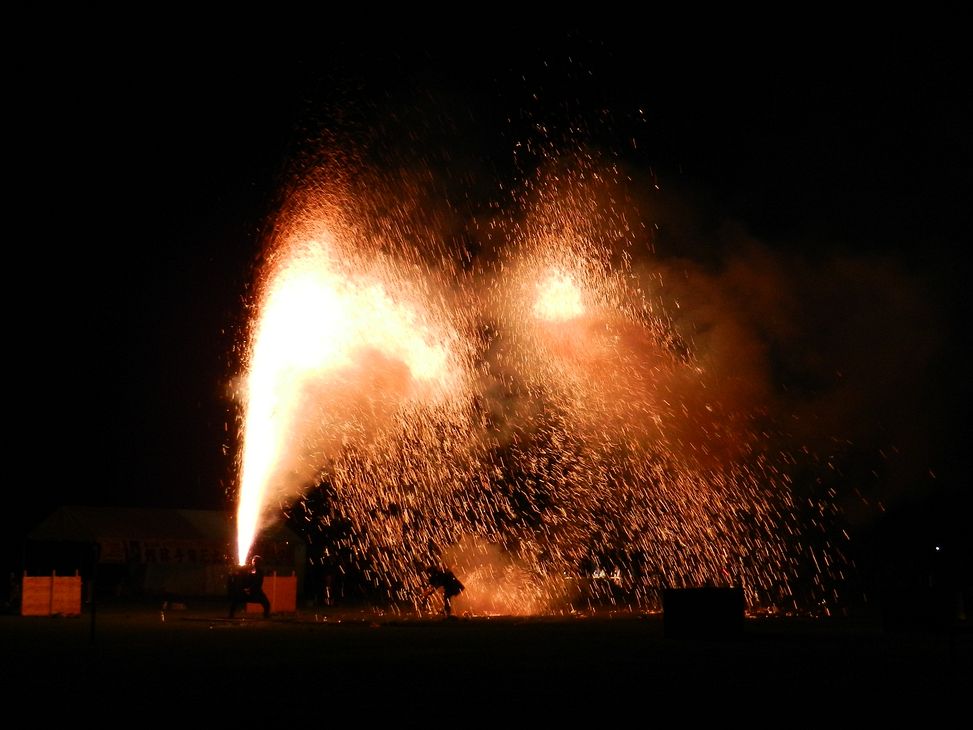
[232,155,850,615]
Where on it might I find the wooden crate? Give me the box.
[21,572,82,616]
[246,571,298,614]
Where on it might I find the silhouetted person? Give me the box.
[422,565,464,618]
[3,572,20,614]
[229,555,271,618]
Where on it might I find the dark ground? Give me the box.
[2,600,969,724]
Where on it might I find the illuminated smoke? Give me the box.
[232,151,852,614]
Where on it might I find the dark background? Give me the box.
[8,26,970,601]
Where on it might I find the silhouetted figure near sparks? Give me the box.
[422,565,464,618]
[229,555,271,618]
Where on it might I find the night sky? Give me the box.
[9,27,970,593]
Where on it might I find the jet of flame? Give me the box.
[236,235,462,564]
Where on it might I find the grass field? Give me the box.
[2,599,969,724]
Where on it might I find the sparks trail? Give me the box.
[232,153,850,616]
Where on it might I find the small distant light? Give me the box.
[935,546,941,552]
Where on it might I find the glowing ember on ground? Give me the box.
[231,154,850,615]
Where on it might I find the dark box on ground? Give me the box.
[663,587,745,638]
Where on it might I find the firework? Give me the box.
[232,154,849,615]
